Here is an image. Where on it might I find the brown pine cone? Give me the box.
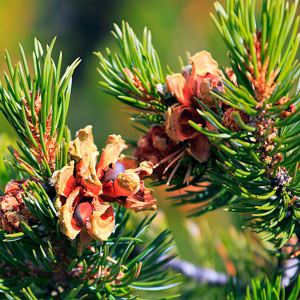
[222,107,249,132]
[0,179,37,233]
[133,125,181,178]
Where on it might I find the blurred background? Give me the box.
[0,0,285,298]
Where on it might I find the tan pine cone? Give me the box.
[0,179,37,233]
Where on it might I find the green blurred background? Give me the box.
[0,0,284,298]
[0,0,229,142]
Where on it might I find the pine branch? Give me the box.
[165,258,231,286]
[0,38,79,181]
[95,21,168,122]
[0,39,180,299]
[95,22,227,192]
[185,0,300,249]
[227,275,300,300]
[0,201,179,299]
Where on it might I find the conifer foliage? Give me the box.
[96,0,300,298]
[1,0,300,299]
[96,0,300,247]
[0,39,178,299]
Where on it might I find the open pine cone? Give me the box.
[0,179,37,233]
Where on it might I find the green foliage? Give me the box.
[0,39,180,299]
[0,181,178,299]
[1,0,300,298]
[95,1,300,298]
[187,0,300,248]
[171,223,277,300]
[0,134,16,190]
[211,0,300,99]
[0,38,79,181]
[227,276,300,300]
[95,21,167,127]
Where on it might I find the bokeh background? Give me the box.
[0,0,285,298]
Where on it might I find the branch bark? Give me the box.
[164,257,233,286]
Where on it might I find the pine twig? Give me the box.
[164,257,232,286]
